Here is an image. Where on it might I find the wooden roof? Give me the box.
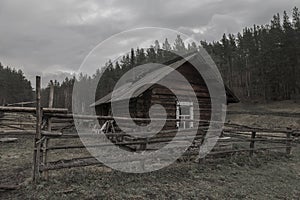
[91,53,239,107]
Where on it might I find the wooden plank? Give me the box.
[0,124,35,130]
[5,101,36,106]
[51,118,74,123]
[41,130,62,137]
[224,123,294,134]
[0,137,18,143]
[0,130,35,135]
[0,106,68,113]
[0,122,35,126]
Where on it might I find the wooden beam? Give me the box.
[41,130,62,137]
[32,76,42,182]
[5,101,36,106]
[0,106,68,113]
[0,130,35,135]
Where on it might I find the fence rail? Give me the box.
[36,121,296,177]
[227,110,300,118]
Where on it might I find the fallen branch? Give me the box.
[0,184,19,191]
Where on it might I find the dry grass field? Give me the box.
[0,101,300,199]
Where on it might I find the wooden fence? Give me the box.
[33,110,297,181]
[0,76,298,183]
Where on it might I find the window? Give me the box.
[176,101,194,129]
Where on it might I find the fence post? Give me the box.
[42,117,51,180]
[42,83,54,180]
[249,131,256,157]
[139,138,148,151]
[48,80,54,108]
[286,132,292,155]
[32,76,42,182]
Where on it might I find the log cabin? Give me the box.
[91,53,239,137]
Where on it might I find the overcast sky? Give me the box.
[0,0,299,86]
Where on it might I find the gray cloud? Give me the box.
[0,0,298,86]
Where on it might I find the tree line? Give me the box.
[0,62,33,105]
[2,7,299,108]
[202,7,300,101]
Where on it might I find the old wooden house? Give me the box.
[92,53,239,135]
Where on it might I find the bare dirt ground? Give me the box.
[0,101,300,199]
